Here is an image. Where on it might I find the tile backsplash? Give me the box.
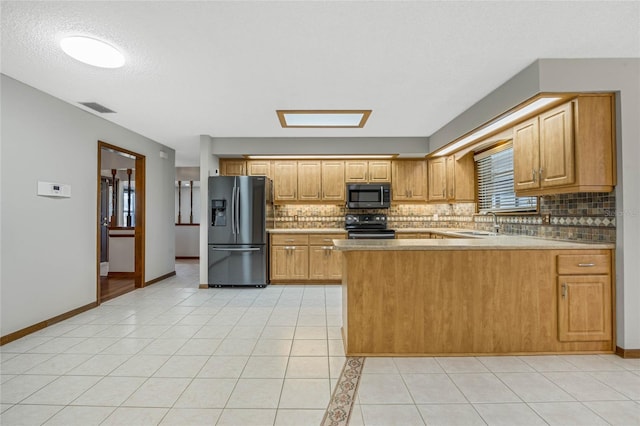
[273,191,616,243]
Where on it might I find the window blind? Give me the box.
[475,142,537,213]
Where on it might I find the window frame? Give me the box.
[474,141,538,214]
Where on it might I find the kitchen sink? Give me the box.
[455,231,496,236]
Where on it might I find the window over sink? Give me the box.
[475,142,537,213]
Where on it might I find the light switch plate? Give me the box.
[37,181,71,198]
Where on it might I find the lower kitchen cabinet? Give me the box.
[270,245,308,281]
[557,252,612,342]
[270,232,344,283]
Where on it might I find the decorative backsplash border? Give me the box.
[273,191,616,243]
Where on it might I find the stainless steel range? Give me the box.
[345,214,396,239]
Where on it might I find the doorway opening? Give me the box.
[97,141,146,303]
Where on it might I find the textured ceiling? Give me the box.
[2,1,639,166]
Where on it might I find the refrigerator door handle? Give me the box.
[210,247,261,252]
[235,185,241,235]
[230,186,237,234]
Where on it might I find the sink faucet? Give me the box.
[484,211,500,234]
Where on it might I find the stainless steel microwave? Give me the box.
[346,183,391,209]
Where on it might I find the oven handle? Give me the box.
[349,233,395,239]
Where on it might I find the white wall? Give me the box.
[0,74,176,336]
[430,59,640,349]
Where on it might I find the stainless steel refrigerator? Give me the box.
[208,176,273,287]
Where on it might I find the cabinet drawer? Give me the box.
[271,234,309,246]
[308,234,345,245]
[557,254,610,275]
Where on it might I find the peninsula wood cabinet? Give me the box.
[513,94,615,196]
[556,252,612,342]
[345,160,391,183]
[391,160,427,201]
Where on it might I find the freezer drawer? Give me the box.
[208,245,267,287]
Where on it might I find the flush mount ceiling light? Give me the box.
[60,36,125,68]
[277,110,372,128]
[432,96,563,157]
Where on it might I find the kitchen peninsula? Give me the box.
[334,236,615,357]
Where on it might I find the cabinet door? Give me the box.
[428,158,447,201]
[247,160,271,178]
[446,156,456,200]
[391,161,410,201]
[297,161,322,201]
[345,161,368,182]
[393,160,426,200]
[368,161,391,182]
[289,246,309,280]
[309,246,328,280]
[557,275,611,342]
[270,246,290,281]
[452,153,476,202]
[273,161,297,201]
[321,161,345,201]
[221,160,246,176]
[513,117,540,191]
[326,248,342,280]
[539,102,575,188]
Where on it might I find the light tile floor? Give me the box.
[1,260,639,425]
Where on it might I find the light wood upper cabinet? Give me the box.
[392,160,427,201]
[321,161,345,202]
[345,160,391,183]
[273,161,297,201]
[297,161,322,201]
[513,94,615,196]
[247,160,272,178]
[219,159,246,176]
[428,154,474,202]
[427,157,447,201]
[514,103,574,191]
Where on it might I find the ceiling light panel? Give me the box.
[277,110,372,128]
[60,36,125,68]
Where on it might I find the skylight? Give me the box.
[277,110,372,128]
[60,36,125,69]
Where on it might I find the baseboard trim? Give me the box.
[176,256,199,259]
[199,284,209,289]
[0,301,98,346]
[145,271,176,287]
[615,346,640,358]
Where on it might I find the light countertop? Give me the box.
[333,236,614,251]
[267,228,346,234]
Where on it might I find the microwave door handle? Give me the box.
[380,186,383,206]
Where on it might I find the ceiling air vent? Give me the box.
[79,102,116,113]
